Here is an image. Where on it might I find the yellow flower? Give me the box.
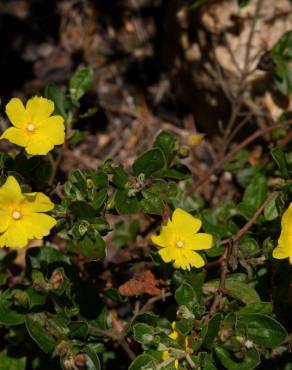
[187,133,205,146]
[273,203,292,263]
[1,96,65,155]
[162,322,189,369]
[0,176,56,248]
[151,208,212,270]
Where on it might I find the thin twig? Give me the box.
[219,0,264,158]
[221,191,276,246]
[119,339,136,361]
[139,291,172,316]
[208,191,274,315]
[48,149,63,186]
[242,0,264,76]
[188,119,292,192]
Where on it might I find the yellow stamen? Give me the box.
[12,211,22,220]
[176,240,184,248]
[27,123,35,132]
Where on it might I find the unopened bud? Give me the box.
[86,179,94,189]
[12,290,29,308]
[178,145,190,158]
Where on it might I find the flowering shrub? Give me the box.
[0,66,291,370]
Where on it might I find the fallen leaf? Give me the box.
[118,270,161,297]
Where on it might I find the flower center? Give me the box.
[176,240,184,248]
[12,211,22,220]
[27,123,35,132]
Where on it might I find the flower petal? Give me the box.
[173,252,190,270]
[41,116,65,145]
[0,210,10,233]
[182,249,205,268]
[172,208,202,235]
[184,233,213,250]
[0,176,23,210]
[159,246,177,263]
[152,219,176,248]
[25,134,54,155]
[21,213,56,239]
[5,98,28,128]
[162,351,170,362]
[22,192,55,213]
[0,223,28,248]
[172,249,205,269]
[174,249,205,270]
[26,96,54,124]
[1,127,29,147]
[151,234,167,247]
[273,245,289,260]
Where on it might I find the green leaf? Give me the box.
[235,167,261,188]
[70,66,94,103]
[91,170,108,189]
[65,170,88,199]
[115,189,140,214]
[153,131,177,164]
[69,201,96,219]
[238,174,267,219]
[175,282,198,310]
[172,270,205,302]
[0,294,25,326]
[91,188,108,209]
[45,83,67,118]
[69,321,88,339]
[76,234,106,260]
[141,190,164,215]
[271,148,289,178]
[272,31,292,95]
[103,288,124,303]
[25,312,69,353]
[264,194,279,221]
[238,237,260,258]
[215,346,260,370]
[175,318,193,336]
[129,354,158,370]
[237,302,273,316]
[112,165,129,188]
[206,279,260,305]
[0,351,26,370]
[203,361,218,370]
[84,346,101,370]
[202,313,222,349]
[132,148,166,177]
[237,314,287,348]
[35,161,52,185]
[225,281,260,305]
[26,286,47,309]
[133,323,156,346]
[160,164,191,180]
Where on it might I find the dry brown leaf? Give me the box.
[118,270,161,297]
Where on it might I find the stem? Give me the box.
[188,119,292,192]
[48,149,63,186]
[208,192,274,315]
[219,0,264,158]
